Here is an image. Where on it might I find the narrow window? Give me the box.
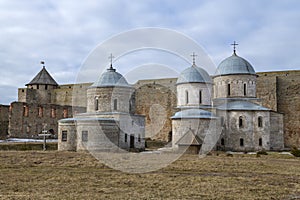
[63,108,68,118]
[23,105,29,117]
[221,138,225,146]
[45,85,48,90]
[94,97,99,111]
[258,116,263,127]
[37,84,39,89]
[240,138,244,147]
[227,84,231,96]
[62,131,67,142]
[239,116,243,128]
[199,90,202,104]
[82,131,88,142]
[243,83,247,96]
[125,134,128,143]
[185,90,189,104]
[51,108,56,118]
[138,134,141,142]
[38,107,43,117]
[114,99,118,110]
[259,138,262,146]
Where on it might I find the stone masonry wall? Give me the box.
[0,105,9,139]
[257,70,300,147]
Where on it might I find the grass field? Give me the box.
[0,151,300,199]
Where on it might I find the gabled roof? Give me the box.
[26,67,58,86]
[175,128,203,146]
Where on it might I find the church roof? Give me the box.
[217,101,270,111]
[214,53,256,76]
[26,66,58,86]
[90,66,131,88]
[175,128,203,146]
[171,108,216,119]
[176,65,212,84]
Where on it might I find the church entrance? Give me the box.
[130,135,135,148]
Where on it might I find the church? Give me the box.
[56,46,284,152]
[3,44,299,152]
[171,48,284,153]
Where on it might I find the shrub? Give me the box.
[291,146,300,157]
[257,149,268,156]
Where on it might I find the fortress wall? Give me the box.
[0,105,9,139]
[257,70,300,147]
[134,78,177,141]
[51,83,91,107]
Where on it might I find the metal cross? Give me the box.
[231,41,238,54]
[108,53,114,69]
[191,52,197,65]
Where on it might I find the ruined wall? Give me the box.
[257,70,300,147]
[134,78,177,141]
[0,105,9,139]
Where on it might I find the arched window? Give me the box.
[240,138,244,147]
[227,84,231,96]
[244,83,247,96]
[239,116,243,128]
[199,90,202,104]
[114,99,118,110]
[259,138,262,146]
[94,97,99,111]
[258,116,263,127]
[221,138,225,146]
[185,90,189,104]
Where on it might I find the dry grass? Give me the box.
[0,151,299,199]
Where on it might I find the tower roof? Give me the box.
[26,66,58,86]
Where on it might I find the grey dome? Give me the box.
[171,109,215,119]
[176,65,212,84]
[91,67,131,88]
[215,53,256,76]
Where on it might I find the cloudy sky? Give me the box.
[0,0,299,104]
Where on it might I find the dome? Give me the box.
[215,53,256,76]
[171,109,215,119]
[176,65,212,84]
[90,67,131,88]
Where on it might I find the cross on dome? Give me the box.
[108,53,115,69]
[191,52,197,66]
[231,41,238,55]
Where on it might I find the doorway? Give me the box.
[130,135,135,148]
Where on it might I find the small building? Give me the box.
[58,63,145,151]
[171,57,219,154]
[213,50,284,151]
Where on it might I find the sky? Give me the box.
[0,0,299,104]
